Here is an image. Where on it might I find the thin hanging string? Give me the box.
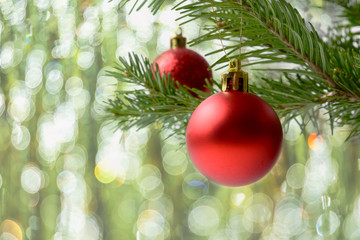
[210,0,244,67]
[239,0,243,69]
[210,1,230,61]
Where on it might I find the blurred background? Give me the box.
[0,0,359,239]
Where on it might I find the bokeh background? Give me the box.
[0,0,359,239]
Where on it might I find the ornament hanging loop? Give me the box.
[171,26,186,49]
[221,59,248,92]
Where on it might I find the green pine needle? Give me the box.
[108,0,360,139]
[106,53,220,137]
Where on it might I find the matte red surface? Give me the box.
[186,91,283,186]
[153,47,212,92]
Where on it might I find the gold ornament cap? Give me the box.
[171,27,186,49]
[221,58,248,92]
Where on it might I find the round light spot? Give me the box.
[0,43,14,69]
[0,219,23,240]
[137,210,165,239]
[57,170,77,194]
[227,214,253,238]
[137,166,164,200]
[286,163,306,189]
[274,197,307,237]
[230,191,249,207]
[21,166,42,194]
[162,150,188,176]
[308,133,324,151]
[77,51,94,69]
[58,209,86,234]
[9,96,30,122]
[95,161,116,184]
[25,68,43,89]
[244,204,272,223]
[124,128,148,151]
[316,211,340,237]
[183,173,209,200]
[11,125,31,150]
[188,205,219,236]
[65,77,83,96]
[46,69,63,94]
[243,193,273,233]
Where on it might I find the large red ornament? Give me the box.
[186,60,283,187]
[153,28,212,92]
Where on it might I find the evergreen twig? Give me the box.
[107,53,219,137]
[109,0,360,138]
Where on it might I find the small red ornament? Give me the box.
[153,27,212,92]
[186,59,283,186]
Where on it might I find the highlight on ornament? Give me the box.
[186,59,283,187]
[153,27,212,93]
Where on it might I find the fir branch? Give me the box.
[265,19,337,90]
[107,53,218,137]
[253,6,360,102]
[253,73,360,137]
[176,0,360,102]
[108,53,360,139]
[108,0,360,139]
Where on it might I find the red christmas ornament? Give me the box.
[153,28,212,92]
[186,59,283,187]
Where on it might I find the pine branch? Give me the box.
[244,1,360,102]
[108,52,360,138]
[264,16,337,90]
[252,72,360,137]
[107,53,219,137]
[175,0,360,102]
[108,0,360,139]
